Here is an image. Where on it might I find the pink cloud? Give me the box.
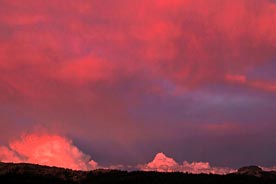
[248,80,276,93]
[139,152,179,172]
[200,122,241,134]
[109,0,276,90]
[226,74,276,92]
[181,161,236,174]
[0,0,275,97]
[139,152,236,174]
[226,74,247,84]
[0,133,98,170]
[56,55,114,85]
[0,146,22,163]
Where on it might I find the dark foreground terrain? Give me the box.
[1,162,276,184]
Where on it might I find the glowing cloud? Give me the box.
[0,146,22,163]
[226,74,276,92]
[140,152,179,172]
[181,161,236,174]
[139,152,236,174]
[0,133,98,171]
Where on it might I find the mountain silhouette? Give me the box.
[1,162,276,184]
[237,166,263,177]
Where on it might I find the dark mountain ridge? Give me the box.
[1,162,276,184]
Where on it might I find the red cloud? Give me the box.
[0,146,22,163]
[226,74,276,92]
[0,133,98,171]
[226,74,247,84]
[0,0,275,95]
[57,55,114,85]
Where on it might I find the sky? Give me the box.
[0,0,276,173]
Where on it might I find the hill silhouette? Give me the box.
[1,162,276,184]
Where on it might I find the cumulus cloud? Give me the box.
[0,133,98,171]
[139,152,236,174]
[139,152,179,172]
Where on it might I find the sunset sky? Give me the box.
[0,0,276,173]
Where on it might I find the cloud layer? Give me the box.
[1,0,276,92]
[0,0,276,168]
